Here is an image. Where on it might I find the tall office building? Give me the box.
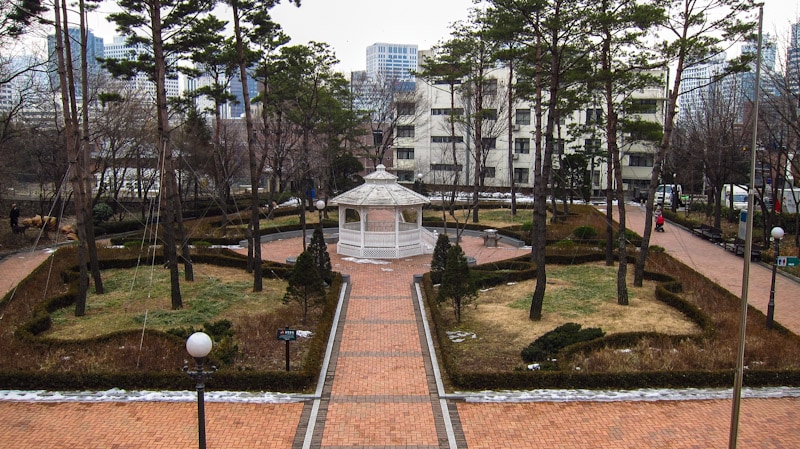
[740,33,778,100]
[677,54,727,122]
[366,43,418,81]
[788,22,800,96]
[104,35,180,99]
[46,28,104,97]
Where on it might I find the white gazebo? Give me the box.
[330,165,434,259]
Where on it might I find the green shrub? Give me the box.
[521,322,605,364]
[572,225,597,240]
[123,240,145,249]
[520,221,533,232]
[649,245,665,253]
[92,202,114,225]
[553,239,576,250]
[616,229,642,247]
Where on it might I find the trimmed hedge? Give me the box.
[419,248,785,390]
[4,247,342,392]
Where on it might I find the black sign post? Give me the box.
[277,327,297,371]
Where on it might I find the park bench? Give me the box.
[723,238,762,261]
[691,223,723,243]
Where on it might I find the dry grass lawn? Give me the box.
[441,262,700,371]
[47,264,288,340]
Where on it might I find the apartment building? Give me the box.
[386,64,667,199]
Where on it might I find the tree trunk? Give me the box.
[151,1,182,309]
[54,0,89,316]
[529,37,546,321]
[232,1,262,292]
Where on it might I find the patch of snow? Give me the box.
[0,389,305,404]
[447,331,477,343]
[452,387,800,403]
[506,282,517,286]
[296,330,312,338]
[380,268,394,272]
[342,257,390,265]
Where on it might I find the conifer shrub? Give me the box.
[572,225,598,240]
[430,233,451,284]
[521,322,605,365]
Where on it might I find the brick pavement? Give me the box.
[1,221,799,448]
[618,203,800,336]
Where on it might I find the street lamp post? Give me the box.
[184,332,216,449]
[766,226,784,329]
[315,199,325,229]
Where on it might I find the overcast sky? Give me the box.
[76,0,799,75]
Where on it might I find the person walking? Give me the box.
[10,203,20,232]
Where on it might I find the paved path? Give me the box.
[0,218,799,448]
[616,203,800,335]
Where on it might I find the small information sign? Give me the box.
[277,328,297,341]
[777,256,799,267]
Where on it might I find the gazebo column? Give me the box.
[359,206,366,257]
[394,207,400,258]
[416,205,423,253]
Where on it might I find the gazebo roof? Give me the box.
[330,165,430,207]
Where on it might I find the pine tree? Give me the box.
[284,251,326,324]
[308,227,332,285]
[430,232,451,284]
[437,244,478,324]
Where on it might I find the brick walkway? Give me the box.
[0,217,799,448]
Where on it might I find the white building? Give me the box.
[366,43,418,81]
[384,65,667,199]
[104,35,180,99]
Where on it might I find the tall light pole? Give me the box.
[184,332,215,449]
[729,4,763,449]
[766,226,784,329]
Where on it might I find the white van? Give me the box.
[723,184,749,210]
[655,184,683,207]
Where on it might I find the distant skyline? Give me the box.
[29,0,800,75]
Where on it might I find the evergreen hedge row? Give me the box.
[420,248,799,390]
[4,248,342,392]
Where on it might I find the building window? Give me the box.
[396,148,414,160]
[432,135,464,143]
[432,108,464,116]
[483,78,498,95]
[434,79,462,85]
[396,102,415,115]
[481,137,496,149]
[553,138,565,155]
[483,167,496,178]
[514,138,530,154]
[514,168,529,184]
[372,130,383,146]
[586,108,602,124]
[481,108,498,121]
[396,170,414,182]
[584,138,601,153]
[432,163,462,172]
[628,154,653,167]
[396,125,414,138]
[626,99,657,114]
[515,108,531,125]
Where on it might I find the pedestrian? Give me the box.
[10,203,20,231]
[655,213,665,232]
